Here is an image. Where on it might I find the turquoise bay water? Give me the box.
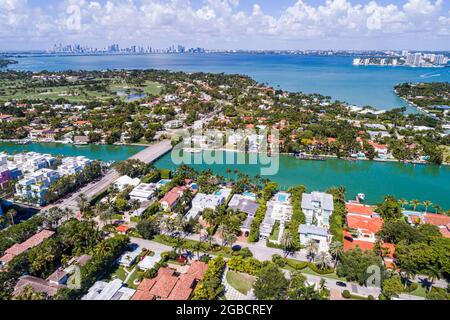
[10,54,450,109]
[4,54,450,208]
[154,151,450,209]
[0,142,145,162]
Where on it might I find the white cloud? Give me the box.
[0,0,449,49]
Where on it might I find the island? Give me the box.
[0,59,18,68]
[394,82,450,122]
[0,69,448,165]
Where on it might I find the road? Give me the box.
[54,140,173,212]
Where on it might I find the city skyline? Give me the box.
[0,0,449,51]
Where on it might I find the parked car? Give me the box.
[336,281,347,287]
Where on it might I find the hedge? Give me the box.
[79,235,129,292]
[248,200,267,242]
[285,259,309,270]
[308,263,335,275]
[192,256,226,300]
[227,256,262,276]
[287,185,306,249]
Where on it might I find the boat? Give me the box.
[294,153,326,161]
[357,193,366,202]
[183,147,202,153]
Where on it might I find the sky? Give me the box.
[1,0,449,51]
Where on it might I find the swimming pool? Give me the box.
[277,194,288,202]
[402,210,424,216]
[243,191,256,198]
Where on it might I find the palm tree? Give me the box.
[305,240,319,262]
[217,224,227,246]
[399,198,408,209]
[425,266,441,293]
[432,204,443,214]
[76,193,88,217]
[410,199,420,212]
[422,200,432,213]
[130,199,141,213]
[0,214,5,228]
[226,233,237,248]
[328,241,343,267]
[6,209,17,226]
[225,168,231,181]
[314,252,332,270]
[281,232,295,258]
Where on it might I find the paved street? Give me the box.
[53,140,173,212]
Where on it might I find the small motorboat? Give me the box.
[357,193,366,202]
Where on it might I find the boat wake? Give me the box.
[420,72,441,79]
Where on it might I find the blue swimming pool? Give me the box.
[277,194,288,202]
[243,191,256,198]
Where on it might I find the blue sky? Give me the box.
[1,0,449,51]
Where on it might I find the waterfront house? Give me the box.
[73,135,89,145]
[228,193,260,236]
[299,224,331,252]
[228,193,259,216]
[159,186,187,211]
[185,187,232,220]
[267,192,293,222]
[129,183,157,202]
[301,192,333,228]
[424,213,450,238]
[259,192,293,241]
[114,175,141,192]
[0,167,12,189]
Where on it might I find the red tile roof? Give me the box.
[159,186,185,207]
[116,225,130,233]
[381,243,395,259]
[0,230,54,264]
[346,203,374,216]
[346,214,383,235]
[131,261,208,301]
[186,261,208,279]
[425,213,450,227]
[130,290,155,301]
[343,237,375,252]
[440,225,450,238]
[149,272,179,298]
[165,275,196,300]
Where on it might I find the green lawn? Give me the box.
[409,284,428,298]
[269,221,280,241]
[125,269,141,289]
[226,270,255,295]
[112,213,123,220]
[300,267,344,280]
[0,79,163,103]
[104,265,127,282]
